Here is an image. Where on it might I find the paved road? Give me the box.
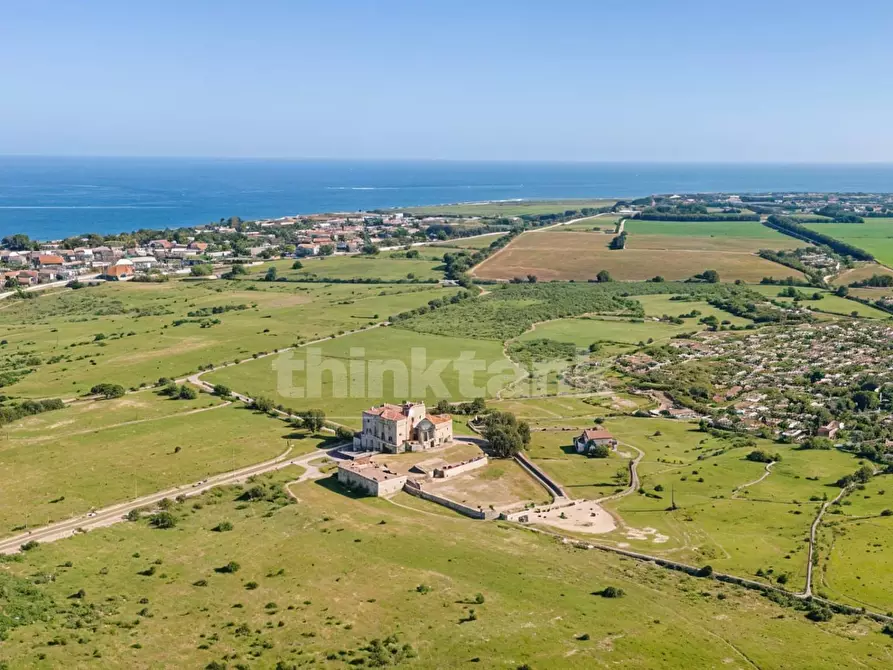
[0,274,102,301]
[0,444,346,554]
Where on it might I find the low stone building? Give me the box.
[433,455,488,479]
[337,460,407,497]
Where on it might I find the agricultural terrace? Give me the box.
[1,468,889,669]
[0,391,325,532]
[0,278,459,397]
[472,230,803,283]
[402,198,616,217]
[804,218,893,267]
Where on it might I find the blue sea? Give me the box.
[2,157,893,240]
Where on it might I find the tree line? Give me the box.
[764,215,874,261]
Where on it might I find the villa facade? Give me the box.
[353,401,453,453]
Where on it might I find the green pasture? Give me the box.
[625,219,787,240]
[634,294,753,326]
[805,218,893,267]
[0,396,324,532]
[516,316,692,347]
[819,514,893,611]
[1,469,889,669]
[0,279,458,397]
[257,255,445,281]
[527,430,629,500]
[203,327,512,426]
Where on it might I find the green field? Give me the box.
[819,516,893,611]
[428,233,507,249]
[0,391,324,532]
[805,218,893,267]
[808,293,892,319]
[203,327,512,426]
[0,279,458,398]
[588,417,865,590]
[748,285,892,319]
[402,199,616,217]
[517,316,694,347]
[527,430,629,499]
[625,219,790,240]
[1,468,890,669]
[634,294,753,326]
[258,255,446,282]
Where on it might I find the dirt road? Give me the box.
[0,443,346,554]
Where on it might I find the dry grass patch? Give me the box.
[628,234,790,253]
[832,263,893,286]
[473,231,800,282]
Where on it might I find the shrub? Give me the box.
[89,383,125,399]
[216,561,241,574]
[149,512,177,529]
[696,565,714,578]
[20,540,39,552]
[598,586,625,598]
[212,521,234,532]
[806,607,833,622]
[178,384,198,400]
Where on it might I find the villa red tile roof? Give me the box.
[426,413,452,425]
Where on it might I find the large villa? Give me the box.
[352,401,453,453]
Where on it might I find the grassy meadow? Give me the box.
[256,255,446,282]
[203,326,513,426]
[805,218,893,267]
[0,279,459,398]
[1,468,891,669]
[0,390,326,532]
[587,417,868,591]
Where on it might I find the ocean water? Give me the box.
[2,157,893,240]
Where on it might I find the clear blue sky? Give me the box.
[3,0,892,161]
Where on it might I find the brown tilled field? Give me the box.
[472,231,804,282]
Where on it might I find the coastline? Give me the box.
[5,158,893,240]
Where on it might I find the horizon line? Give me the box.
[3,154,893,166]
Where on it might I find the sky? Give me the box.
[2,0,893,162]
